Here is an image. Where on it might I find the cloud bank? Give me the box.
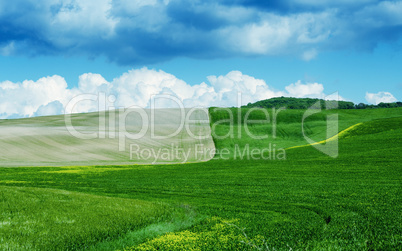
[1,0,402,64]
[0,68,341,119]
[365,91,398,105]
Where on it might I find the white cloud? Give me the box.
[285,80,325,98]
[0,68,344,118]
[1,0,402,64]
[34,101,64,117]
[112,68,194,108]
[77,73,111,94]
[206,71,284,106]
[222,19,292,55]
[220,11,334,57]
[365,91,397,105]
[49,0,118,46]
[0,75,72,119]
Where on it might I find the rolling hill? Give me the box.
[0,108,214,166]
[0,107,401,250]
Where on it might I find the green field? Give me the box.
[0,107,401,250]
[0,108,214,166]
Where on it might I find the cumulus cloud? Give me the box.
[205,71,285,107]
[0,76,72,118]
[112,68,194,108]
[0,68,343,118]
[34,101,64,117]
[0,0,401,64]
[365,91,397,105]
[285,80,325,98]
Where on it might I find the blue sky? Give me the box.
[0,0,401,118]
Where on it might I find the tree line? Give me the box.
[242,97,402,110]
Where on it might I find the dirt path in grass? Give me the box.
[285,122,363,150]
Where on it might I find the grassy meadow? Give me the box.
[0,108,214,166]
[0,107,401,250]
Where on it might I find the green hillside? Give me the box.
[243,96,402,109]
[209,107,402,157]
[0,107,401,250]
[0,108,214,166]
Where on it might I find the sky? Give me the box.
[0,0,401,118]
